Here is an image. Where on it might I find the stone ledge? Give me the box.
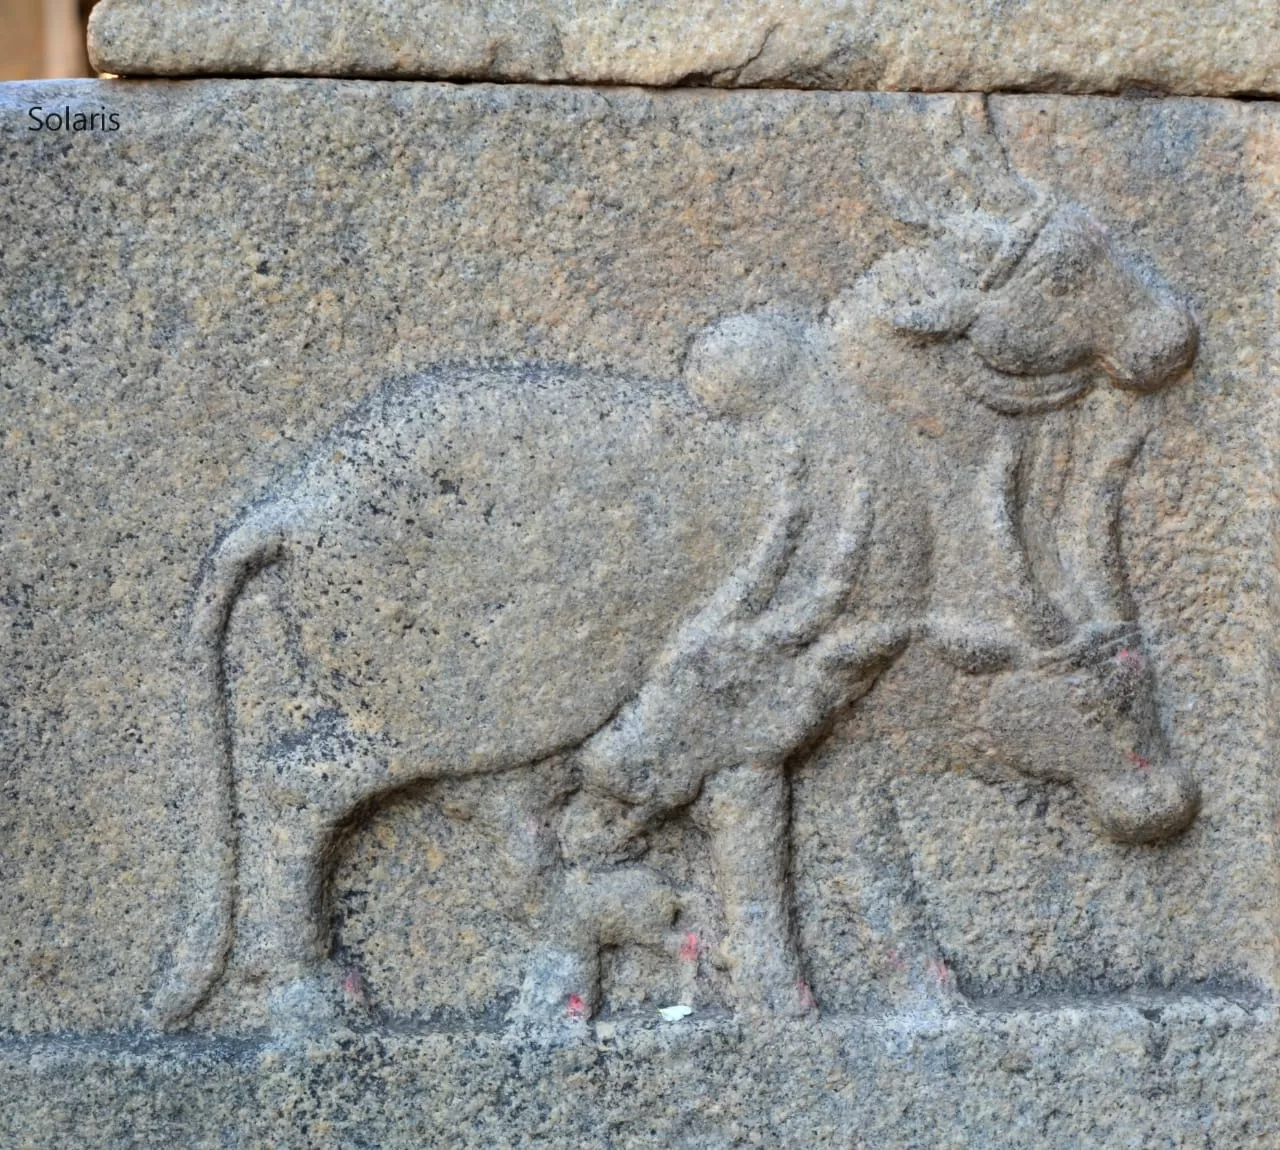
[86,0,1280,97]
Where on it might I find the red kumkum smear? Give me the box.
[1116,648,1146,673]
[1125,750,1152,771]
[679,933,700,963]
[566,993,588,1020]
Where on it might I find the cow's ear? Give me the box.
[890,288,980,339]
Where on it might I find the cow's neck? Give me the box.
[921,412,1076,654]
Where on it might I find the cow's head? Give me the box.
[938,621,1199,844]
[884,189,1203,842]
[882,197,1197,410]
[683,105,1203,843]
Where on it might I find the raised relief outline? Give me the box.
[152,109,1201,1034]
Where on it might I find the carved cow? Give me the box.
[152,159,1200,1031]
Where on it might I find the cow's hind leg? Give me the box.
[236,717,401,1032]
[694,761,814,1016]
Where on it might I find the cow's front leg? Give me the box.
[694,761,813,1016]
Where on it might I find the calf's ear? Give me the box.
[890,288,980,339]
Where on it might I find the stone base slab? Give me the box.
[4,998,1275,1147]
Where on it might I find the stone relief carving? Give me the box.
[152,117,1201,1033]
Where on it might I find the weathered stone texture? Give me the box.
[3,1001,1277,1147]
[3,80,1280,1143]
[87,0,1280,96]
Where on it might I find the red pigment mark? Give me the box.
[928,958,951,987]
[796,980,817,1011]
[1116,648,1146,673]
[566,993,588,1020]
[679,932,700,963]
[1126,750,1152,771]
[341,969,365,1001]
[888,949,907,972]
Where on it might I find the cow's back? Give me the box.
[270,365,788,773]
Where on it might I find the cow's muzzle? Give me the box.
[1099,301,1198,393]
[1082,754,1201,843]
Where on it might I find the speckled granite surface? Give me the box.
[87,0,1280,96]
[4,999,1277,1146]
[2,80,1280,1145]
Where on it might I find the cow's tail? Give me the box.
[146,512,290,1031]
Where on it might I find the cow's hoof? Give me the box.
[714,939,819,1020]
[267,972,355,1035]
[732,984,821,1022]
[760,977,821,1020]
[144,963,213,1033]
[508,945,598,1039]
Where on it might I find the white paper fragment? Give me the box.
[657,1005,694,1022]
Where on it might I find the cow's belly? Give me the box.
[277,367,784,772]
